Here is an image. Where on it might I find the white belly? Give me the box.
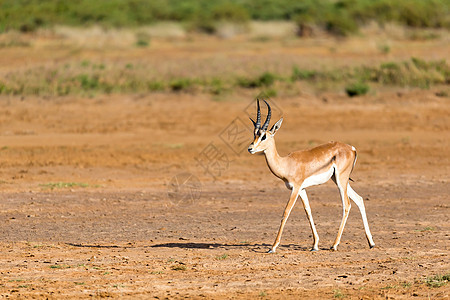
[300,165,335,190]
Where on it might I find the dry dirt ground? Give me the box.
[0,33,449,299]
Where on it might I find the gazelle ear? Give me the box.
[269,118,283,135]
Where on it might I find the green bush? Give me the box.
[212,3,249,23]
[169,78,192,91]
[1,0,448,33]
[345,82,369,97]
[324,10,358,36]
[186,12,217,33]
[258,72,276,86]
[77,74,99,90]
[237,72,276,88]
[397,0,448,28]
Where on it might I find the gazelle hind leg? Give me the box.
[332,173,351,251]
[299,189,319,251]
[347,184,375,248]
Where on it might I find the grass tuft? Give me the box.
[171,264,187,271]
[419,226,435,232]
[39,182,93,190]
[425,273,450,288]
[50,265,70,269]
[216,254,228,260]
[333,289,346,298]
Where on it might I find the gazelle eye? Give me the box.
[261,134,266,141]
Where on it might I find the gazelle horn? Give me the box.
[250,99,262,130]
[262,99,271,131]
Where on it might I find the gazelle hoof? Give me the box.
[331,246,338,251]
[310,248,319,252]
[267,249,275,253]
[369,244,375,249]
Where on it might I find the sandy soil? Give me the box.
[0,33,449,299]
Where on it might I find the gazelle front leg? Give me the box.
[269,186,300,253]
[299,189,320,251]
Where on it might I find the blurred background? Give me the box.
[0,0,448,97]
[0,0,448,188]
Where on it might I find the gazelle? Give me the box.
[248,99,375,253]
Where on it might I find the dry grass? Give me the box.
[0,56,446,97]
[0,25,448,97]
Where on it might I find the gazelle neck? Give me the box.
[263,138,286,179]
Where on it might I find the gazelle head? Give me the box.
[248,99,283,154]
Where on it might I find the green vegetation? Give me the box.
[293,0,450,36]
[216,254,228,260]
[419,226,435,232]
[135,32,150,47]
[187,2,250,34]
[401,282,412,288]
[50,264,70,269]
[381,274,449,290]
[292,66,317,81]
[0,58,446,97]
[425,273,450,288]
[171,264,187,271]
[0,0,448,34]
[0,56,446,96]
[381,284,398,289]
[333,289,346,298]
[345,82,369,97]
[237,72,277,88]
[169,78,193,92]
[39,182,94,190]
[209,78,227,95]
